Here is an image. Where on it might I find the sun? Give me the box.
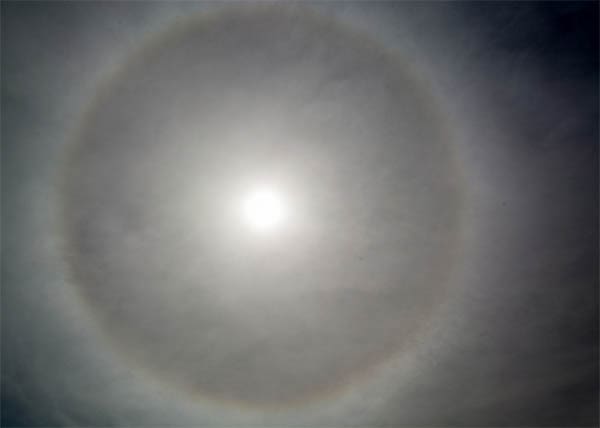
[241,186,287,232]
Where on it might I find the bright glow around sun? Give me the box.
[242,187,287,232]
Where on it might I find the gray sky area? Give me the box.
[2,2,598,426]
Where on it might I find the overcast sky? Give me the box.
[2,2,598,427]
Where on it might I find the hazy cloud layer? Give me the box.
[2,2,597,426]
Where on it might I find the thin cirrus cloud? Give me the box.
[1,2,597,427]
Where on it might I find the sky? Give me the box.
[1,2,598,427]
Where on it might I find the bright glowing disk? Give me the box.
[241,187,287,232]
